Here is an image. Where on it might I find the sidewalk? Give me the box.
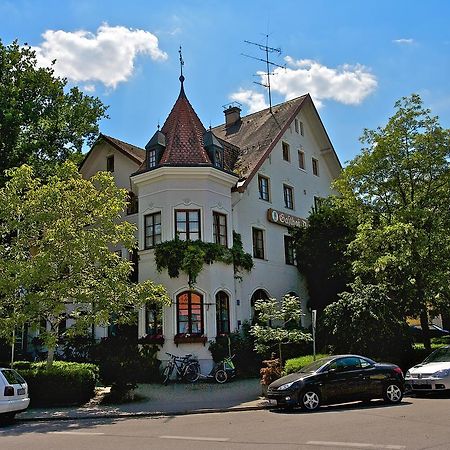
[18,378,271,422]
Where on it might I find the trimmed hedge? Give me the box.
[284,354,330,375]
[14,361,99,407]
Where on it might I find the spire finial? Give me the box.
[178,46,185,84]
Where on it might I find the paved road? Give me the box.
[1,396,450,449]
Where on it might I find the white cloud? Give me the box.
[230,89,268,113]
[393,38,414,45]
[230,56,377,112]
[32,24,168,89]
[82,84,96,92]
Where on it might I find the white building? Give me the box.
[80,74,341,369]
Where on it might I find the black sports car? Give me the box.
[267,355,404,411]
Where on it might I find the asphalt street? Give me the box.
[1,396,450,450]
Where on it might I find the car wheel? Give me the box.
[383,383,403,404]
[0,412,16,423]
[215,369,228,384]
[299,389,321,411]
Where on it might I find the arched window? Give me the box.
[216,291,230,335]
[176,291,203,335]
[251,289,269,324]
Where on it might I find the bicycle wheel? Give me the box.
[163,363,173,385]
[214,369,228,384]
[183,361,200,383]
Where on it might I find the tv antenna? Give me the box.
[242,35,285,112]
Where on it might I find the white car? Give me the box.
[0,368,30,421]
[405,345,450,393]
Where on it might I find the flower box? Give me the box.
[174,334,207,346]
[137,335,165,345]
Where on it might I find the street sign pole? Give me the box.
[312,310,317,361]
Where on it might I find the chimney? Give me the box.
[224,105,241,128]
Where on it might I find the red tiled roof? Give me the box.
[79,133,145,171]
[159,83,211,166]
[212,95,308,187]
[100,134,145,164]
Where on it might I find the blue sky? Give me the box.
[1,0,449,164]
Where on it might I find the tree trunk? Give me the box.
[419,310,431,351]
[46,346,55,369]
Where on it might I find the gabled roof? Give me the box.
[212,94,341,190]
[79,133,145,171]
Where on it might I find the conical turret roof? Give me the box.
[158,77,211,166]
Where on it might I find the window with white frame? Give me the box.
[258,175,270,201]
[175,210,201,241]
[284,235,296,265]
[144,212,162,249]
[298,149,305,170]
[213,212,227,246]
[282,142,290,162]
[252,228,265,259]
[283,184,294,210]
[312,157,319,176]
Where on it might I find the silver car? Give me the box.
[0,368,30,421]
[405,346,450,393]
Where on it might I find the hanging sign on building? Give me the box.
[267,209,308,228]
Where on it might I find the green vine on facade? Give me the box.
[154,232,253,287]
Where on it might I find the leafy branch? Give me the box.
[154,232,253,288]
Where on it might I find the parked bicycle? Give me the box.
[162,352,200,385]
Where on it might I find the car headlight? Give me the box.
[277,381,295,390]
[405,371,411,378]
[432,369,450,378]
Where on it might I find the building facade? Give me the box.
[80,75,341,370]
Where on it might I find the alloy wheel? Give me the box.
[302,391,320,411]
[385,384,403,403]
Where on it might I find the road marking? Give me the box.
[160,435,229,442]
[306,441,405,449]
[48,431,105,436]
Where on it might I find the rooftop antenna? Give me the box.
[242,35,285,112]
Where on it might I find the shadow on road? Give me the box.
[0,414,167,435]
[268,398,413,415]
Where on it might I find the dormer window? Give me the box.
[148,149,157,168]
[214,149,223,168]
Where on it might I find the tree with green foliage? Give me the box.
[323,280,411,360]
[250,294,311,363]
[335,94,450,350]
[292,198,357,312]
[0,39,108,184]
[0,162,170,367]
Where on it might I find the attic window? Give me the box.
[282,142,290,162]
[300,121,304,136]
[106,155,114,172]
[294,118,299,134]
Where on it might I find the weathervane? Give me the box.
[178,46,185,83]
[242,35,285,112]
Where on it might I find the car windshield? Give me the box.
[1,369,26,385]
[298,357,334,373]
[422,347,450,363]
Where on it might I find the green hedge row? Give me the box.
[284,354,330,375]
[14,361,99,407]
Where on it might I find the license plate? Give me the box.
[17,388,25,395]
[268,399,277,405]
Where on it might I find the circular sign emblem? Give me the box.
[271,210,279,222]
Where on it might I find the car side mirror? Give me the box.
[327,368,337,374]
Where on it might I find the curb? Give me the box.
[16,403,271,423]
